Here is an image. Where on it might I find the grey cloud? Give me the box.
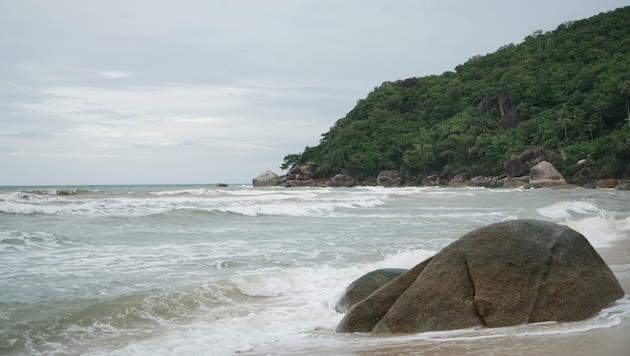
[1,0,628,185]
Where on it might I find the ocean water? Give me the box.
[1,185,629,355]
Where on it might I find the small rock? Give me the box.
[335,269,407,313]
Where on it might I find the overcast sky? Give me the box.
[1,1,627,185]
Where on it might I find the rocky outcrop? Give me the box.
[448,173,468,187]
[252,169,284,187]
[477,91,526,129]
[595,178,617,189]
[421,174,440,186]
[529,161,567,186]
[469,175,502,188]
[337,220,624,334]
[571,165,595,184]
[377,170,402,187]
[616,182,630,190]
[335,269,407,314]
[330,174,356,187]
[504,156,530,178]
[501,148,573,187]
[504,147,557,178]
[497,107,524,129]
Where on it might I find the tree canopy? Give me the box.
[283,7,630,181]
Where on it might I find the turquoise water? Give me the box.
[1,185,629,355]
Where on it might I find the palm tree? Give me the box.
[622,80,630,125]
[560,117,571,146]
[592,98,605,136]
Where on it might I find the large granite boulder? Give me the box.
[529,161,567,186]
[504,147,556,178]
[335,268,407,313]
[504,155,530,178]
[337,220,624,334]
[252,169,283,187]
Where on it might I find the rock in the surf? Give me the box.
[335,268,408,313]
[376,170,402,187]
[336,258,433,332]
[337,219,624,334]
[329,174,356,188]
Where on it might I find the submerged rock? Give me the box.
[337,220,624,334]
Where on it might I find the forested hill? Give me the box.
[282,6,630,183]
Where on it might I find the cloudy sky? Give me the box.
[1,0,627,185]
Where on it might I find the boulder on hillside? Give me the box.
[377,170,402,187]
[252,169,283,187]
[571,165,595,184]
[337,220,624,334]
[335,268,408,313]
[518,147,555,168]
[529,161,567,186]
[504,147,557,178]
[504,156,530,177]
[497,107,524,129]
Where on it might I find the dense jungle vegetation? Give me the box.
[282,6,630,181]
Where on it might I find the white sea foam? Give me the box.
[89,251,630,356]
[80,249,435,356]
[537,200,630,247]
[0,230,74,251]
[562,215,630,247]
[536,200,600,219]
[0,187,389,217]
[3,186,629,355]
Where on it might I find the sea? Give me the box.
[1,184,629,355]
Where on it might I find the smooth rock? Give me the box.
[252,169,283,187]
[335,268,407,314]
